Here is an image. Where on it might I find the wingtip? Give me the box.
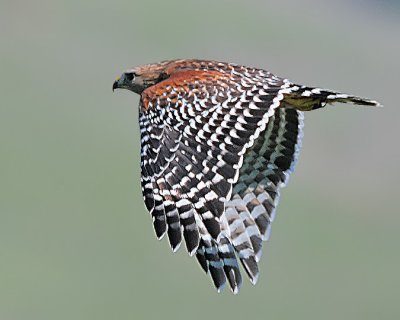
[188,245,199,256]
[171,241,182,253]
[250,272,259,285]
[216,283,226,293]
[255,250,263,262]
[156,232,166,240]
[232,286,240,295]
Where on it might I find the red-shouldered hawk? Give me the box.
[113,59,381,293]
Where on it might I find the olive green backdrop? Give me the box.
[1,0,399,319]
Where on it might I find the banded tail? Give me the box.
[284,85,383,111]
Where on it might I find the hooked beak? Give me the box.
[112,78,120,92]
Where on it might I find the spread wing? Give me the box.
[138,69,301,292]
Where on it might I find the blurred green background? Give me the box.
[1,0,399,319]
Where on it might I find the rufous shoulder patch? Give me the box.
[141,69,227,111]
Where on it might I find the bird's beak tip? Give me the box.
[112,81,118,92]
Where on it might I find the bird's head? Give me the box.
[112,60,181,94]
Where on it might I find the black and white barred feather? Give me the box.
[113,59,381,293]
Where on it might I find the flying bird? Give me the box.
[113,59,381,293]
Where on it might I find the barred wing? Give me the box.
[226,108,304,260]
[139,69,297,292]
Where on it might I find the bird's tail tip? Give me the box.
[286,85,383,110]
[326,93,383,108]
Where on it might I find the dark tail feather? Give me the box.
[284,85,383,111]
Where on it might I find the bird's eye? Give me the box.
[125,72,135,81]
